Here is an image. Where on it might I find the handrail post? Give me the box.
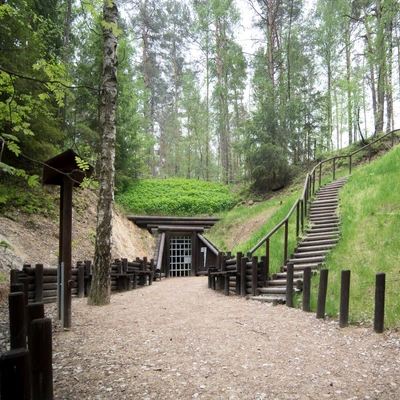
[349,154,352,175]
[312,169,316,195]
[319,163,322,187]
[300,199,304,233]
[296,201,300,238]
[265,238,270,278]
[333,158,336,181]
[284,220,289,265]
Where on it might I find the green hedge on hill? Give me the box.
[116,178,235,216]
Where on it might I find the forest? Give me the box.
[1,0,399,192]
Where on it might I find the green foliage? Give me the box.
[0,178,57,217]
[116,178,235,216]
[0,240,12,251]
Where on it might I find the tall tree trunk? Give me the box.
[88,0,118,306]
[345,22,353,145]
[60,0,72,139]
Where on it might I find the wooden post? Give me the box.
[286,263,294,307]
[284,220,289,265]
[339,270,351,328]
[122,258,128,273]
[374,272,385,333]
[224,273,230,296]
[84,260,92,296]
[261,256,267,286]
[18,277,29,306]
[302,266,311,312]
[77,264,85,298]
[143,257,148,285]
[316,269,329,319]
[300,200,304,232]
[191,231,197,276]
[265,238,270,279]
[10,283,24,293]
[149,259,155,285]
[26,302,45,353]
[132,272,138,290]
[60,176,73,329]
[165,231,171,278]
[319,163,322,188]
[30,318,53,400]
[235,252,243,295]
[296,201,300,237]
[349,154,352,175]
[10,269,19,284]
[333,157,336,180]
[251,256,258,296]
[240,257,248,297]
[0,348,31,400]
[35,263,44,303]
[312,169,316,195]
[216,253,224,290]
[9,292,26,349]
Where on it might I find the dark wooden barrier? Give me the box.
[374,272,385,333]
[208,253,265,297]
[9,257,156,305]
[316,268,329,319]
[0,348,31,400]
[30,318,53,400]
[286,263,294,307]
[9,292,26,350]
[302,266,311,312]
[339,270,351,328]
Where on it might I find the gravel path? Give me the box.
[3,276,400,399]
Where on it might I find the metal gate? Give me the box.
[170,236,191,277]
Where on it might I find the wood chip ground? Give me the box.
[2,276,400,399]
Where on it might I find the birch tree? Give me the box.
[88,0,119,306]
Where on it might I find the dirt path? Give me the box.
[47,277,400,400]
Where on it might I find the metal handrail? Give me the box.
[247,128,400,274]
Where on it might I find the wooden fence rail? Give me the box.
[208,252,265,297]
[10,257,156,305]
[0,292,53,399]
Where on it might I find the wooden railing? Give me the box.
[248,128,400,274]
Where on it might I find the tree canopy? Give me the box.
[1,0,399,190]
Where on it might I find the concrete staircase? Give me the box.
[251,176,348,303]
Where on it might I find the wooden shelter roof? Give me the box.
[128,216,219,233]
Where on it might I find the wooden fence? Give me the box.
[208,252,268,298]
[9,257,156,305]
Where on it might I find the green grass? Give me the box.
[115,178,236,216]
[205,189,303,275]
[310,145,400,328]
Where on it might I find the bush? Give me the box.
[116,178,235,216]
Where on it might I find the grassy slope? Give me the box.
[312,145,400,327]
[205,191,301,274]
[207,143,400,327]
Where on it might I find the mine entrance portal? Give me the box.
[170,235,192,277]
